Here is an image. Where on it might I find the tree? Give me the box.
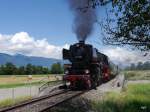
[35,66,43,74]
[0,63,51,75]
[50,63,63,74]
[18,66,26,75]
[3,62,17,75]
[42,67,50,74]
[0,65,5,75]
[125,61,150,70]
[130,63,136,70]
[74,0,150,50]
[136,62,143,70]
[25,64,33,75]
[142,61,150,70]
[101,0,150,50]
[73,0,150,50]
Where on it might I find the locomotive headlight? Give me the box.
[85,69,90,74]
[65,70,69,74]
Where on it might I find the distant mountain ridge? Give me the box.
[0,53,62,67]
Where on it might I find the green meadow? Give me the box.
[93,83,150,112]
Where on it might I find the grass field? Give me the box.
[123,70,150,80]
[0,96,32,108]
[0,75,62,88]
[93,83,150,112]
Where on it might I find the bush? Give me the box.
[124,70,150,80]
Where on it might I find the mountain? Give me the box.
[0,53,62,67]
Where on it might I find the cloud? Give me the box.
[0,32,69,59]
[0,32,149,64]
[102,47,149,66]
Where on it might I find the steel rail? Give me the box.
[0,90,69,112]
[40,91,86,112]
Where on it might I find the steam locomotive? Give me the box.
[61,41,118,90]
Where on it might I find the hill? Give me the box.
[0,53,62,67]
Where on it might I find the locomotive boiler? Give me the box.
[61,41,118,90]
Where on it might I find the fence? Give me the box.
[0,85,39,102]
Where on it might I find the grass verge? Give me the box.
[0,96,32,108]
[92,83,150,112]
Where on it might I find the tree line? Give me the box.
[125,61,150,70]
[0,62,63,75]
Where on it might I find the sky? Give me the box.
[0,0,149,65]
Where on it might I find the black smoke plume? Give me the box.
[69,0,97,41]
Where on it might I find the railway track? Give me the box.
[0,90,85,112]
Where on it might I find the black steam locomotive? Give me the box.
[61,41,118,90]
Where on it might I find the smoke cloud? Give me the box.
[69,0,97,41]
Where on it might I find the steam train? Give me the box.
[61,41,118,90]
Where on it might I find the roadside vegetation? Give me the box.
[0,96,32,108]
[123,70,150,80]
[92,83,150,112]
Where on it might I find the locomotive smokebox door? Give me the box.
[63,49,71,59]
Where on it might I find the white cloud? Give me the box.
[11,32,34,44]
[0,32,149,64]
[102,47,149,65]
[0,32,69,59]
